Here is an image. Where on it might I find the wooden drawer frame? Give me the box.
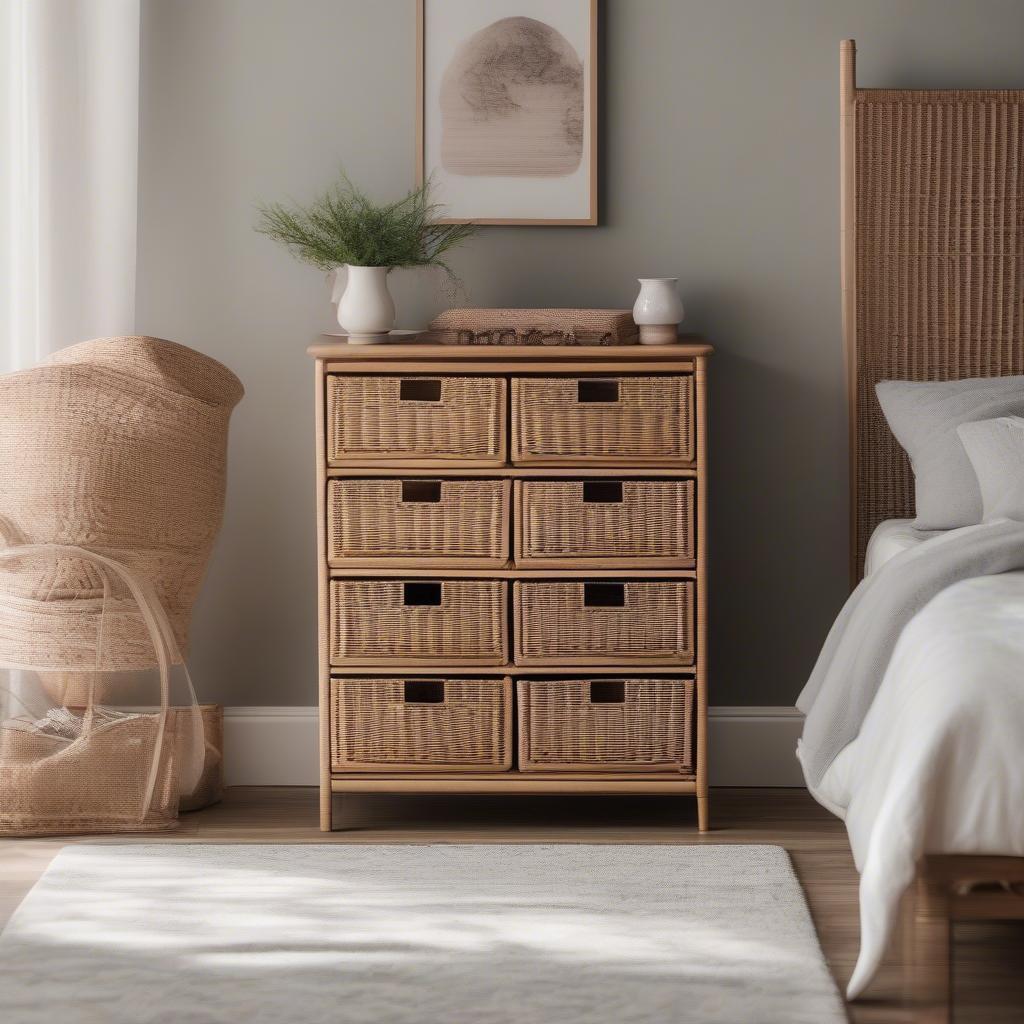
[312,340,711,831]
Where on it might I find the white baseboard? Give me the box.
[224,706,805,788]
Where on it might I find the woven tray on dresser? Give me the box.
[310,337,712,832]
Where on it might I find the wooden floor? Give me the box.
[2,787,1022,1022]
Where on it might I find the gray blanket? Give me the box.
[797,517,1024,787]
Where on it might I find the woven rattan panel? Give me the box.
[853,91,1024,574]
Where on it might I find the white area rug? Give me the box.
[0,844,845,1023]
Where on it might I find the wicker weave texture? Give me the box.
[511,376,694,463]
[174,704,223,812]
[0,592,164,673]
[327,375,506,463]
[515,479,694,566]
[330,579,507,665]
[513,581,694,665]
[517,678,694,773]
[0,713,180,836]
[330,677,512,771]
[0,337,242,661]
[328,478,510,564]
[853,92,1024,572]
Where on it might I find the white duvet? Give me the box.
[803,524,1024,998]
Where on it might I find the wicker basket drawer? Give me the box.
[513,581,694,666]
[514,479,695,567]
[511,376,694,464]
[327,375,507,465]
[331,677,512,772]
[330,579,508,666]
[328,478,511,566]
[517,678,694,773]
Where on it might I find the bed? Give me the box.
[799,41,1024,1022]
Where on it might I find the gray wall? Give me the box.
[137,0,1024,707]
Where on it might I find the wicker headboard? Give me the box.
[841,39,1024,582]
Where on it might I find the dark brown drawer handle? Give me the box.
[583,481,623,503]
[590,680,626,704]
[577,379,619,403]
[401,480,442,503]
[399,378,442,402]
[404,581,442,606]
[404,679,445,703]
[584,582,625,607]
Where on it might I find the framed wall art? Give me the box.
[416,0,598,225]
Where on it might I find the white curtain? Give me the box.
[1,0,140,374]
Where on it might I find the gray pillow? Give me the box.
[957,416,1024,522]
[876,375,1024,529]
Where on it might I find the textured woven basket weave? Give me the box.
[514,479,694,566]
[517,678,694,773]
[328,478,510,565]
[849,91,1024,574]
[327,375,506,463]
[0,712,180,835]
[0,336,243,661]
[330,579,508,665]
[330,677,512,771]
[0,545,202,836]
[514,581,694,666]
[173,703,223,812]
[512,376,694,463]
[425,308,638,346]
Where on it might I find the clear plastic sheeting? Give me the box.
[0,543,203,836]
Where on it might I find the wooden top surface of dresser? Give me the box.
[308,336,713,364]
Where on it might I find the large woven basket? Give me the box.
[0,336,243,660]
[327,375,507,464]
[0,545,204,836]
[330,677,512,771]
[513,581,694,666]
[328,478,510,566]
[330,579,508,666]
[511,376,694,464]
[517,678,694,773]
[0,711,181,835]
[514,479,694,567]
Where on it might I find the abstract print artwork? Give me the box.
[418,0,597,224]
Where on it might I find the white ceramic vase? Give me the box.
[335,265,396,340]
[632,278,685,345]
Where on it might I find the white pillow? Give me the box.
[957,416,1024,522]
[877,376,1024,529]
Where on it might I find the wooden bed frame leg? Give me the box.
[697,793,709,832]
[912,875,952,1024]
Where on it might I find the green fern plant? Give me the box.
[256,173,474,277]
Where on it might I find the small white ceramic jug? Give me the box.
[632,278,685,344]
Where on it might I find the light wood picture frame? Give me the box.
[416,0,598,226]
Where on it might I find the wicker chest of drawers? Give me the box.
[311,338,712,831]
